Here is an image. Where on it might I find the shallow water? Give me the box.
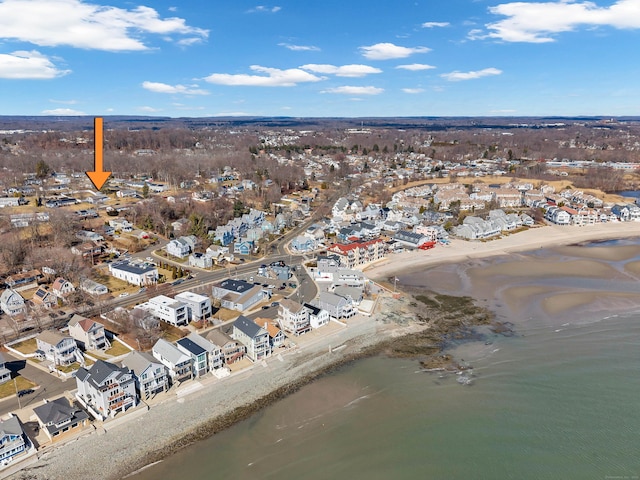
[133,240,640,480]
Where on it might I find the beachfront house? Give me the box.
[68,315,108,351]
[121,351,169,400]
[152,339,192,385]
[137,295,189,327]
[0,415,28,464]
[255,318,286,349]
[33,397,90,443]
[232,315,270,362]
[277,299,311,336]
[204,329,245,365]
[75,360,137,420]
[176,337,208,378]
[182,332,223,372]
[314,292,356,320]
[304,303,330,329]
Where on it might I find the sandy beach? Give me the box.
[9,221,640,480]
[365,222,640,281]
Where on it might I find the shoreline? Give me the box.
[11,222,640,480]
[364,222,640,280]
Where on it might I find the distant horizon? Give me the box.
[2,1,640,118]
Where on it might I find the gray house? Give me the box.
[232,315,270,362]
[121,351,168,400]
[184,332,223,372]
[212,279,268,312]
[33,397,90,442]
[314,292,355,320]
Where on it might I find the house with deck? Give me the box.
[121,351,168,400]
[304,303,330,329]
[152,339,192,385]
[175,292,212,322]
[314,292,356,320]
[255,318,286,349]
[176,337,208,378]
[36,331,79,366]
[182,332,223,372]
[75,360,137,420]
[204,329,245,365]
[0,415,28,464]
[0,354,11,385]
[232,315,270,362]
[68,315,108,351]
[277,299,311,336]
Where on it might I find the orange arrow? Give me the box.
[86,117,112,190]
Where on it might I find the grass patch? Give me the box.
[0,376,37,400]
[11,338,38,355]
[160,323,187,343]
[105,340,132,356]
[57,362,80,374]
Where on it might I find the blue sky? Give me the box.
[1,0,640,117]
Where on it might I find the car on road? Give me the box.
[17,389,34,397]
[118,292,130,297]
[172,279,184,286]
[261,305,270,310]
[271,301,280,307]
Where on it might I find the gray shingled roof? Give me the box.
[233,315,262,338]
[121,351,160,377]
[153,338,190,365]
[33,397,77,425]
[84,360,129,386]
[0,415,23,437]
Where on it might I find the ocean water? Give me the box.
[133,242,640,480]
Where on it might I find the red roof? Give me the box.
[329,238,383,253]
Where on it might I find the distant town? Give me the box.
[0,116,639,475]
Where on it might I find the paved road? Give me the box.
[0,352,71,416]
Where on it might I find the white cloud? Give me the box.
[0,50,70,79]
[484,0,640,43]
[279,43,320,51]
[138,106,162,112]
[247,5,281,13]
[422,21,450,28]
[402,88,425,94]
[441,67,502,81]
[41,108,85,115]
[203,65,324,87]
[300,64,382,77]
[0,0,208,51]
[396,63,436,71]
[321,86,384,95]
[359,42,431,60]
[142,81,209,95]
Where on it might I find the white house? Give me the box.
[212,279,268,312]
[183,332,223,372]
[108,261,158,286]
[36,331,79,366]
[152,339,192,384]
[278,298,311,336]
[0,415,28,464]
[79,278,108,296]
[137,295,189,327]
[75,360,137,419]
[166,236,197,258]
[175,291,212,321]
[303,303,330,329]
[0,289,25,316]
[51,277,75,298]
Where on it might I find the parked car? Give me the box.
[271,301,280,307]
[118,292,130,297]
